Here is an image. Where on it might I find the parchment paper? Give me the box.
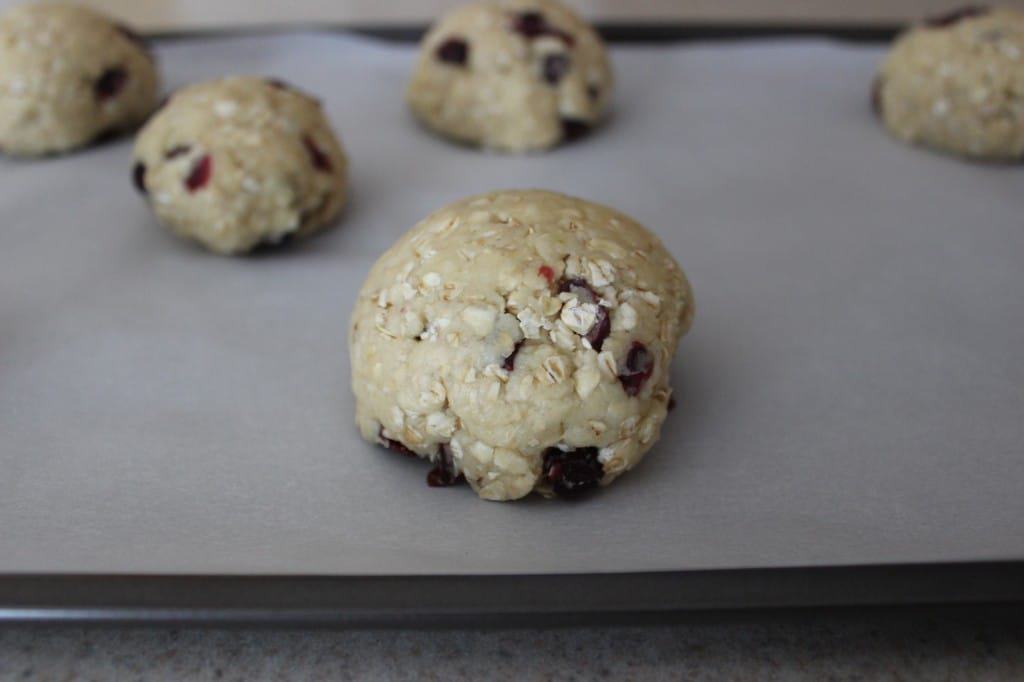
[2,34,1022,575]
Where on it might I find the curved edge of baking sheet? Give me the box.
[0,561,1021,626]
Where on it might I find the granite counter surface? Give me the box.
[2,612,1022,680]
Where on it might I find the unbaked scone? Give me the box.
[132,77,347,255]
[349,190,694,501]
[0,2,159,157]
[406,0,612,152]
[874,6,1024,160]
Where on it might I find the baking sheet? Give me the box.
[2,33,1023,576]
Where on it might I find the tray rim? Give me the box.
[5,24,1018,627]
[146,22,902,45]
[2,561,1022,626]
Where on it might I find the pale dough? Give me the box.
[407,0,612,152]
[132,77,347,255]
[349,190,694,501]
[0,2,159,156]
[875,6,1024,161]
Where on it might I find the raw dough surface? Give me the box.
[875,6,1024,160]
[0,2,159,156]
[407,0,612,152]
[349,190,694,501]
[132,77,347,255]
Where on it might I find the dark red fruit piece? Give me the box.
[558,276,610,350]
[585,307,610,351]
[513,11,546,37]
[542,54,571,85]
[871,77,884,118]
[925,5,989,27]
[436,38,469,65]
[502,340,524,371]
[132,162,146,194]
[511,11,575,45]
[558,276,597,301]
[619,342,654,397]
[538,264,555,284]
[561,118,590,142]
[379,427,417,458]
[164,145,191,159]
[427,445,464,487]
[94,67,128,101]
[303,135,333,173]
[184,154,212,192]
[543,447,603,498]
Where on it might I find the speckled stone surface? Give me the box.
[1,615,1023,680]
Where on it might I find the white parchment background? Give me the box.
[1,34,1022,574]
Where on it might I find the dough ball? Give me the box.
[349,190,694,501]
[0,3,160,156]
[132,77,347,255]
[407,0,612,152]
[874,6,1024,160]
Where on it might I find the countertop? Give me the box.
[2,611,1022,680]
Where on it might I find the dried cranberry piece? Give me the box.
[184,154,212,192]
[925,5,989,27]
[543,447,603,498]
[427,445,464,487]
[502,340,524,371]
[538,264,555,284]
[379,427,417,458]
[561,118,590,143]
[436,38,469,66]
[303,135,333,173]
[619,342,654,397]
[871,77,884,118]
[512,12,575,45]
[542,54,571,85]
[585,307,610,351]
[558,276,597,301]
[164,145,190,159]
[513,11,546,37]
[558,277,610,351]
[94,67,128,101]
[132,162,146,194]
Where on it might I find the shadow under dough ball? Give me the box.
[131,77,348,255]
[0,2,160,157]
[873,6,1024,161]
[406,0,613,152]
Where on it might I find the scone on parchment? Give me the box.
[349,190,694,501]
[132,77,347,255]
[407,0,612,152]
[874,6,1024,161]
[0,3,159,156]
